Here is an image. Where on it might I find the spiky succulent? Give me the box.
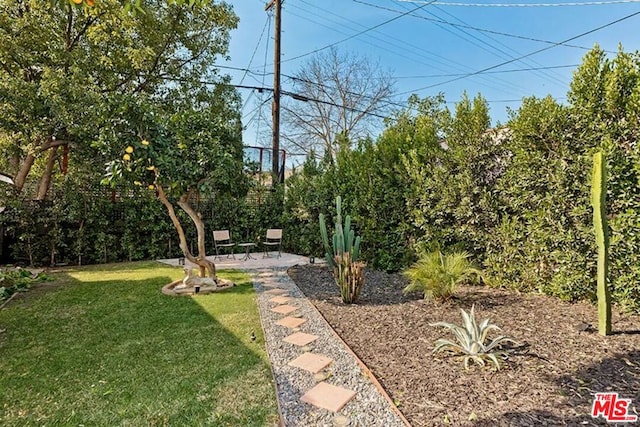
[430,305,517,370]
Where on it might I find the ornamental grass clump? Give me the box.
[403,250,482,301]
[431,305,517,370]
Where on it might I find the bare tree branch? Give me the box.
[282,47,395,161]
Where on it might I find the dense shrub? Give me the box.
[281,47,640,312]
[404,93,502,259]
[484,95,595,300]
[283,138,418,271]
[485,47,640,311]
[282,156,330,258]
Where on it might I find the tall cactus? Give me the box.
[592,151,611,336]
[319,196,362,268]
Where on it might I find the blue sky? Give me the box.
[221,0,640,162]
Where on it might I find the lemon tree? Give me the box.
[0,0,237,198]
[102,89,248,280]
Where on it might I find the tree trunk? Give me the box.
[13,153,35,193]
[156,182,216,280]
[12,138,70,195]
[177,194,215,279]
[36,146,59,200]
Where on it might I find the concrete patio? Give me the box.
[157,251,319,270]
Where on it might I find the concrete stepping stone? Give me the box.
[261,282,281,288]
[269,295,291,304]
[270,304,298,315]
[265,288,288,295]
[283,332,318,347]
[301,382,356,412]
[288,352,333,373]
[275,316,307,328]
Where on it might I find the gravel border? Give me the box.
[252,266,407,427]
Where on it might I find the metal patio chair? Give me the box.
[262,228,282,258]
[212,230,236,260]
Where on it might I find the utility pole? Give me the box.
[265,0,281,185]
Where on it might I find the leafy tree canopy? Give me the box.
[0,0,238,193]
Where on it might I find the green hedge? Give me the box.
[2,175,283,267]
[281,47,640,312]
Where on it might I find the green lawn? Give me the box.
[0,262,278,426]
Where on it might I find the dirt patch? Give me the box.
[288,264,640,426]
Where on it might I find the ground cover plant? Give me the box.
[0,268,50,303]
[289,264,640,426]
[0,262,278,426]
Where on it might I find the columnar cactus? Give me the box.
[319,196,361,268]
[592,151,611,336]
[333,252,365,304]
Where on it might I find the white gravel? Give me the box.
[252,266,408,427]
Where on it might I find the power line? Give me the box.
[291,1,527,97]
[221,62,579,80]
[397,9,640,95]
[255,11,273,146]
[390,0,567,87]
[399,0,640,6]
[163,75,392,118]
[239,17,270,86]
[425,2,570,85]
[353,0,604,52]
[279,1,437,65]
[227,16,271,115]
[388,63,579,79]
[243,96,273,130]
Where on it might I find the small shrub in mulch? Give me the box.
[289,264,640,427]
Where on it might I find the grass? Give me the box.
[0,261,278,426]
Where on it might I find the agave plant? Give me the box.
[403,250,482,301]
[430,305,517,370]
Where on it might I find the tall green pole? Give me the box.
[592,151,611,336]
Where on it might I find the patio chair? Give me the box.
[262,228,282,258]
[213,230,236,260]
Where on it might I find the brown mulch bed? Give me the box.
[288,264,640,427]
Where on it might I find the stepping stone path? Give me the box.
[252,267,407,427]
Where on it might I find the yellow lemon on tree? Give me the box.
[123,154,131,161]
[125,146,134,154]
[134,181,142,186]
[148,184,155,190]
[141,139,150,146]
[146,165,155,171]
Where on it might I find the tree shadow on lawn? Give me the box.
[474,349,640,426]
[0,268,278,426]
